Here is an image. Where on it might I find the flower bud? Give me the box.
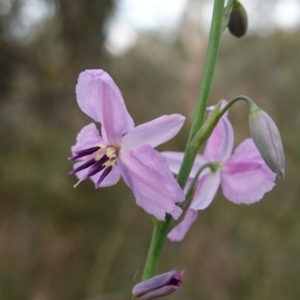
[249,104,285,179]
[132,270,184,300]
[228,1,248,38]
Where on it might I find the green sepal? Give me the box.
[190,102,222,151]
[221,0,234,33]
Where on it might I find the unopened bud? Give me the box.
[249,104,285,179]
[228,1,248,38]
[132,270,184,300]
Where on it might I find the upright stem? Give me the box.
[140,0,225,283]
[141,220,171,280]
[177,0,225,188]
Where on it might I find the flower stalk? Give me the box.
[176,0,225,189]
[140,0,225,285]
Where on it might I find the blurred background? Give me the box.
[0,0,300,299]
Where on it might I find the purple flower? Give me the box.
[162,101,276,241]
[132,270,184,300]
[69,70,185,221]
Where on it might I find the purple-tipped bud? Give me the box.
[249,104,285,179]
[228,1,248,38]
[132,270,184,300]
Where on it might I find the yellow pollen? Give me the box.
[106,147,117,159]
[95,152,102,161]
[104,160,116,167]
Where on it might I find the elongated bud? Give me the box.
[228,1,248,37]
[249,104,285,179]
[132,270,184,300]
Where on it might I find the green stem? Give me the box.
[141,219,172,280]
[221,0,234,33]
[140,0,225,283]
[189,95,256,151]
[181,162,218,212]
[176,0,225,189]
[220,95,255,118]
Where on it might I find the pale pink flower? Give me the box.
[69,70,185,221]
[162,101,276,241]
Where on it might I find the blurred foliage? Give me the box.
[0,0,300,299]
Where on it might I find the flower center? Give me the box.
[70,144,119,187]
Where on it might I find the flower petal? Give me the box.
[121,114,185,150]
[204,116,234,162]
[76,70,134,144]
[190,171,221,210]
[132,270,177,296]
[75,71,102,122]
[119,145,184,221]
[116,158,133,188]
[139,285,179,300]
[71,123,105,155]
[161,152,207,177]
[70,123,121,187]
[72,161,121,188]
[133,270,183,300]
[221,138,276,204]
[96,166,121,187]
[168,208,198,242]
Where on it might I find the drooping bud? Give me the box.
[228,1,248,38]
[249,104,285,179]
[132,270,184,300]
